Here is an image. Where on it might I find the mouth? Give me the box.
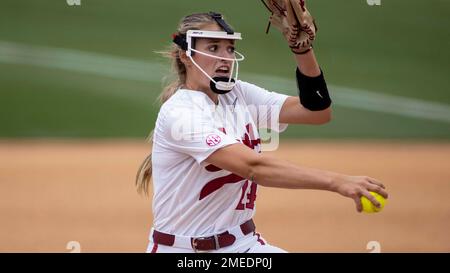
[214,65,231,77]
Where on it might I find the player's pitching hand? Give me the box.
[331,175,389,213]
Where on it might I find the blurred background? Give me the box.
[0,0,449,252]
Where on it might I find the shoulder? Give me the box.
[157,89,214,126]
[234,80,264,94]
[226,80,261,103]
[232,80,274,104]
[162,89,212,110]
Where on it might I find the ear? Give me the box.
[179,50,192,67]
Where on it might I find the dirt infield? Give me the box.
[0,140,449,252]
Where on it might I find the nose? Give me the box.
[218,58,232,68]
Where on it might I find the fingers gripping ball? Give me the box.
[361,192,386,213]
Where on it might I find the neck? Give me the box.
[184,80,219,105]
[206,90,219,105]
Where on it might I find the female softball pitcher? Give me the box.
[136,4,388,253]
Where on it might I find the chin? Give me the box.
[214,74,231,78]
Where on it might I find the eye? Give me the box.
[208,45,218,52]
[228,46,235,54]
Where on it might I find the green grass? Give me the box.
[0,64,158,138]
[1,0,449,138]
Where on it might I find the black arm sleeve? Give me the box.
[296,67,332,111]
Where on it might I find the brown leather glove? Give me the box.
[261,0,317,54]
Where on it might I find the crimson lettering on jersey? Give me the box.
[235,124,259,210]
[235,180,258,210]
[200,124,260,211]
[241,124,261,151]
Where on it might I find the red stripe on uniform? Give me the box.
[199,173,245,200]
[151,243,158,253]
[256,233,265,245]
[205,164,222,172]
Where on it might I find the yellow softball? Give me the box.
[361,192,386,213]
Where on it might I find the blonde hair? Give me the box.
[135,13,225,196]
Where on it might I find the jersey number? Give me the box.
[235,180,257,210]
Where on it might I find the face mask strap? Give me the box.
[189,48,245,61]
[187,49,244,88]
[172,33,187,51]
[208,12,234,34]
[188,53,237,94]
[187,54,217,84]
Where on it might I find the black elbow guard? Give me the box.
[296,67,332,111]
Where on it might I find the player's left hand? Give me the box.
[261,0,317,54]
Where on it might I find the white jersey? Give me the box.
[151,80,289,237]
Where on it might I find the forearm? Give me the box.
[250,154,340,192]
[294,49,321,77]
[207,144,388,212]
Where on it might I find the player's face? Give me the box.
[194,38,235,76]
[188,24,237,92]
